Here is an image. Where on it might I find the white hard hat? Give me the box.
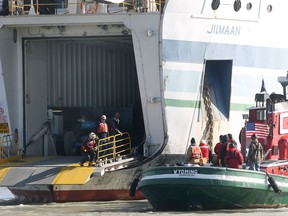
[89,132,96,139]
[200,139,206,144]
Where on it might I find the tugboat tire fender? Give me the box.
[266,172,281,193]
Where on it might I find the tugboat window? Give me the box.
[273,146,278,155]
[256,110,266,121]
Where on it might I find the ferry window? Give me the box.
[256,110,266,121]
[234,0,241,12]
[246,3,252,11]
[273,146,278,155]
[211,0,220,10]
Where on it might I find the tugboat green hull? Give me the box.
[138,166,288,211]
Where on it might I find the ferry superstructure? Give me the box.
[1,0,288,202]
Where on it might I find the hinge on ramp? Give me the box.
[91,157,140,177]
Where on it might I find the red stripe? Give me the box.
[9,188,145,203]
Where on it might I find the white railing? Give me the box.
[0,133,21,162]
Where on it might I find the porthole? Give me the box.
[267,5,272,13]
[246,2,252,11]
[211,0,220,10]
[234,0,241,12]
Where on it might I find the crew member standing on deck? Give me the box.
[108,112,122,136]
[247,134,263,171]
[228,133,238,149]
[224,143,244,169]
[220,134,229,167]
[97,115,109,158]
[97,115,109,139]
[214,135,223,166]
[186,138,203,165]
[199,139,210,164]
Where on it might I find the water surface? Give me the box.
[1,187,288,216]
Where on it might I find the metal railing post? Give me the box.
[113,135,116,160]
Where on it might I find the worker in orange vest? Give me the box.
[186,138,203,165]
[97,115,109,158]
[97,115,109,139]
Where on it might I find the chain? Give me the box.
[202,77,214,148]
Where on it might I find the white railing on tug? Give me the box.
[9,0,164,16]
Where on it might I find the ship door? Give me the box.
[24,40,48,155]
[203,60,232,120]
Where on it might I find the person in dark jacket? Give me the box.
[79,132,99,167]
[224,143,244,169]
[108,112,122,136]
[220,134,229,167]
[247,134,263,171]
[0,0,9,16]
[228,133,238,148]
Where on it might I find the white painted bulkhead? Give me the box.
[24,41,48,155]
[0,58,11,134]
[0,28,21,138]
[162,0,288,155]
[123,14,165,157]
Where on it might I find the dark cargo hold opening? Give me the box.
[24,36,145,157]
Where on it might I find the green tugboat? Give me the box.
[138,165,288,211]
[138,74,288,211]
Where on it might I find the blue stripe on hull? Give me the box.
[163,40,288,70]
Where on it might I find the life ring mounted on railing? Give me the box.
[80,1,98,14]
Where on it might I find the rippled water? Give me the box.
[1,187,288,216]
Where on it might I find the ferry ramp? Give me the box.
[0,155,141,187]
[0,156,96,187]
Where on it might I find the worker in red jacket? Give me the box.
[79,132,99,167]
[224,143,244,169]
[214,135,223,166]
[199,139,211,163]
